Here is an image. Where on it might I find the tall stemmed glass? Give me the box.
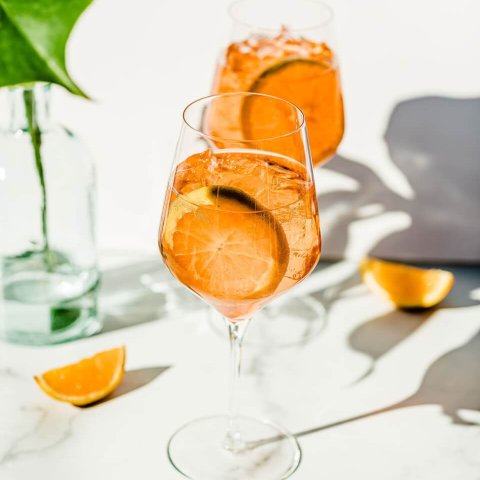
[159,93,321,479]
[212,0,344,168]
[208,0,344,344]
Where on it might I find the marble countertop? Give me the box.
[1,254,479,479]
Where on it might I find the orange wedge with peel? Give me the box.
[34,346,126,406]
[360,257,454,309]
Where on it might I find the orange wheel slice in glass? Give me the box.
[243,58,344,165]
[162,186,289,301]
[360,258,454,309]
[34,346,126,406]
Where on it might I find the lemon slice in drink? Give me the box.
[360,257,455,309]
[162,185,289,301]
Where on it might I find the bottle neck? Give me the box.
[8,84,52,132]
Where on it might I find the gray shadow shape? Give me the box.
[318,154,401,260]
[348,310,431,384]
[319,96,480,264]
[80,366,171,407]
[293,328,480,440]
[312,261,363,312]
[250,329,480,452]
[347,264,479,383]
[399,329,480,424]
[316,97,480,380]
[438,264,480,309]
[99,260,173,333]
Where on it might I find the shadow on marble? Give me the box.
[242,262,362,349]
[99,260,170,333]
[312,263,363,311]
[293,327,480,441]
[98,259,203,333]
[346,264,480,383]
[310,96,480,367]
[80,366,171,407]
[440,265,480,309]
[307,265,428,385]
[348,309,431,385]
[319,96,480,264]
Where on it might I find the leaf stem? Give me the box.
[23,88,52,271]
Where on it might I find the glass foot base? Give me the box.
[167,415,301,480]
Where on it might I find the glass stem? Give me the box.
[23,89,52,271]
[224,317,251,452]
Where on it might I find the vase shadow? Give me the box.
[99,260,177,333]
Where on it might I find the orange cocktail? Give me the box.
[159,93,320,479]
[212,3,344,167]
[160,149,320,320]
[213,29,344,166]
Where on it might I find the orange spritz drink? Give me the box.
[159,93,320,479]
[160,149,320,320]
[211,0,344,167]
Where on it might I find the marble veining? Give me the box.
[0,366,78,467]
[1,257,479,479]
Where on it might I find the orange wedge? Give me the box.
[34,346,126,406]
[244,58,344,165]
[162,185,289,302]
[360,258,454,309]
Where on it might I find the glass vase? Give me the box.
[0,84,101,345]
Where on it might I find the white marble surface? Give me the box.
[1,254,479,479]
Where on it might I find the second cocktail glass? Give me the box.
[208,0,345,345]
[212,0,344,167]
[159,93,321,479]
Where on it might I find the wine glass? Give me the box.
[159,92,321,479]
[209,0,344,345]
[212,0,344,168]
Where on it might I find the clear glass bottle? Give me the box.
[0,84,101,345]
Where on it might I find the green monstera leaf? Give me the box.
[0,0,93,97]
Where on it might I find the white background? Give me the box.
[35,0,480,253]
